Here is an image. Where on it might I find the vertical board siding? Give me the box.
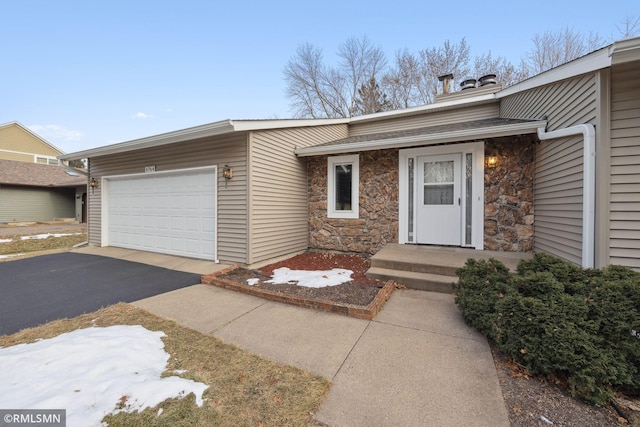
[348,104,499,136]
[0,186,75,222]
[88,133,248,264]
[501,73,597,265]
[609,62,640,269]
[249,124,348,263]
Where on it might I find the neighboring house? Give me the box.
[0,159,87,223]
[0,122,87,223]
[60,36,640,271]
[0,121,63,165]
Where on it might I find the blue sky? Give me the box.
[2,0,637,154]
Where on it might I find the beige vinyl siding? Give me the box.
[609,62,640,269]
[87,133,249,264]
[248,124,348,263]
[348,103,499,136]
[501,73,597,265]
[0,151,33,163]
[0,125,61,158]
[0,185,75,222]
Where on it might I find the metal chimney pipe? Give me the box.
[438,73,454,94]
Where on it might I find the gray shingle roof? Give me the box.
[312,118,539,148]
[0,159,86,187]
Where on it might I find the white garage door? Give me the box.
[106,167,216,260]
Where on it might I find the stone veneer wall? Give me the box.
[484,135,536,252]
[307,136,535,255]
[308,149,399,254]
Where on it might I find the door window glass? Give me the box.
[423,161,454,205]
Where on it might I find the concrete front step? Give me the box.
[366,243,533,293]
[366,267,457,293]
[370,257,459,276]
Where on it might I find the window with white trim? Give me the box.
[35,156,59,165]
[327,154,359,219]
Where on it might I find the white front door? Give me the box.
[416,153,462,245]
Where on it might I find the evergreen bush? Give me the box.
[454,253,640,405]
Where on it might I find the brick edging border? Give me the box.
[201,266,395,320]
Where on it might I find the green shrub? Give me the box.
[454,258,510,340]
[455,253,640,405]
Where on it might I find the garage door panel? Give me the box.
[107,169,216,260]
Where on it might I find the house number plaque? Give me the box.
[145,166,156,173]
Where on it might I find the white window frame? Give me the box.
[327,154,359,219]
[35,155,59,165]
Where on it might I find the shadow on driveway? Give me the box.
[0,252,201,336]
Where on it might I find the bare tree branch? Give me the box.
[616,15,640,39]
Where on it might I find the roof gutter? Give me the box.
[536,124,595,268]
[59,120,236,160]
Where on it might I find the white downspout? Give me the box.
[536,124,596,268]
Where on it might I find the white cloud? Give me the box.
[132,112,153,119]
[28,124,84,141]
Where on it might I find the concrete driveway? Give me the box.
[0,252,203,335]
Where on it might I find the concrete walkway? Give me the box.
[74,246,509,426]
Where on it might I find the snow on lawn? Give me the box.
[0,253,24,259]
[0,325,208,427]
[20,233,83,240]
[0,238,12,243]
[265,267,353,288]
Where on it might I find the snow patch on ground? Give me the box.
[0,325,208,427]
[20,233,82,240]
[266,267,353,288]
[0,253,24,259]
[0,238,12,243]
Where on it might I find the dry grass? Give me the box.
[0,231,87,256]
[0,303,330,426]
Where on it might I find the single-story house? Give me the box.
[0,159,87,223]
[60,36,640,271]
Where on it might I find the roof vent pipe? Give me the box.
[478,74,497,86]
[438,73,454,94]
[460,79,477,90]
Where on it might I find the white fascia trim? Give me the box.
[349,94,497,123]
[496,48,612,99]
[536,125,595,268]
[60,120,236,160]
[60,117,351,161]
[231,117,349,131]
[611,35,640,64]
[296,120,547,157]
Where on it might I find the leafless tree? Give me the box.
[284,36,386,118]
[524,27,606,75]
[382,49,422,110]
[616,15,640,39]
[473,51,529,88]
[285,26,621,119]
[417,38,471,103]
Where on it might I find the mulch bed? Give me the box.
[202,252,395,320]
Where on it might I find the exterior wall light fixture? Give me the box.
[486,155,498,169]
[90,177,98,189]
[223,165,233,187]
